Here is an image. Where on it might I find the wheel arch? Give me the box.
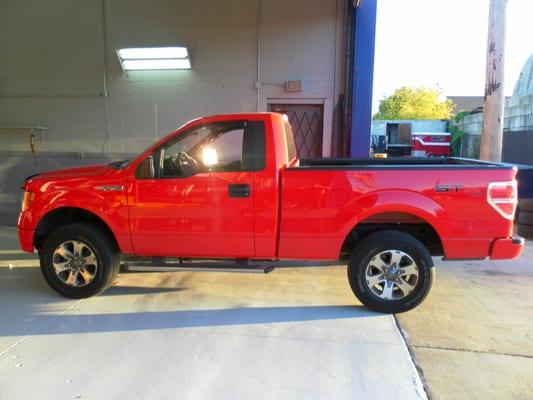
[34,207,120,252]
[339,198,446,261]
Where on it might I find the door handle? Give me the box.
[228,184,250,198]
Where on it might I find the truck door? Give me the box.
[128,120,265,258]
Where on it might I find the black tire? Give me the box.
[518,211,533,226]
[40,223,120,298]
[347,230,435,314]
[517,224,533,239]
[519,198,533,212]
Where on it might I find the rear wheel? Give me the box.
[347,230,435,313]
[40,223,120,298]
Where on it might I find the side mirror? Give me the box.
[135,155,155,179]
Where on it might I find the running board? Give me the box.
[124,263,275,274]
[121,258,340,274]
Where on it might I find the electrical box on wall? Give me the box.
[285,80,303,92]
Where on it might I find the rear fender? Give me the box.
[340,189,449,251]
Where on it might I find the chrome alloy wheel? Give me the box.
[364,250,419,300]
[52,240,98,287]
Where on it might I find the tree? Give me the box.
[374,86,454,120]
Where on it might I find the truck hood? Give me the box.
[33,164,112,180]
[23,163,123,192]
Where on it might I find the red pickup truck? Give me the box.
[18,113,524,313]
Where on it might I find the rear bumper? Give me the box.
[18,228,35,253]
[490,236,524,260]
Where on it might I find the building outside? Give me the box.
[447,96,484,115]
[455,54,533,164]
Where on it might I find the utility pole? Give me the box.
[480,0,507,162]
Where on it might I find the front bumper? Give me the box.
[18,228,35,253]
[490,236,524,260]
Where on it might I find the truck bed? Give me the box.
[297,157,515,170]
[279,157,517,261]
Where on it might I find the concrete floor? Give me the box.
[0,255,425,399]
[1,224,531,400]
[397,241,533,400]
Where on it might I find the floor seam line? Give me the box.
[411,344,533,359]
[392,315,431,400]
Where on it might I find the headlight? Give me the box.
[21,191,35,212]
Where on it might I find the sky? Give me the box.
[372,0,533,113]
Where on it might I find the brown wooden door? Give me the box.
[268,103,324,158]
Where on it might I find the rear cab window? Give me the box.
[283,120,297,164]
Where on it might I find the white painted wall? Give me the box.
[0,0,345,155]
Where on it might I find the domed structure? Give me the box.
[513,54,533,97]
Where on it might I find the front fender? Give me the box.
[19,188,133,254]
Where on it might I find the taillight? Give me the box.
[487,181,517,220]
[21,191,35,212]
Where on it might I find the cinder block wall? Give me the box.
[0,0,346,225]
[0,152,128,225]
[0,0,345,153]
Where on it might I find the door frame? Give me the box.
[263,97,332,157]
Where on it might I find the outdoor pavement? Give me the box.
[0,225,531,399]
[396,240,533,400]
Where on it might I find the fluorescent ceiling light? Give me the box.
[122,59,191,70]
[117,46,191,70]
[118,47,188,60]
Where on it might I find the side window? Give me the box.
[205,128,244,171]
[159,120,264,178]
[161,126,212,178]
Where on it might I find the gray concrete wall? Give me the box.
[0,0,345,155]
[0,0,346,226]
[505,95,533,132]
[0,152,134,225]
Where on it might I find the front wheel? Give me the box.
[40,223,120,298]
[348,230,435,313]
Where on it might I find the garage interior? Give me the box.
[0,0,378,225]
[2,0,345,154]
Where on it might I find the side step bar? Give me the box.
[125,263,275,274]
[121,258,340,274]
